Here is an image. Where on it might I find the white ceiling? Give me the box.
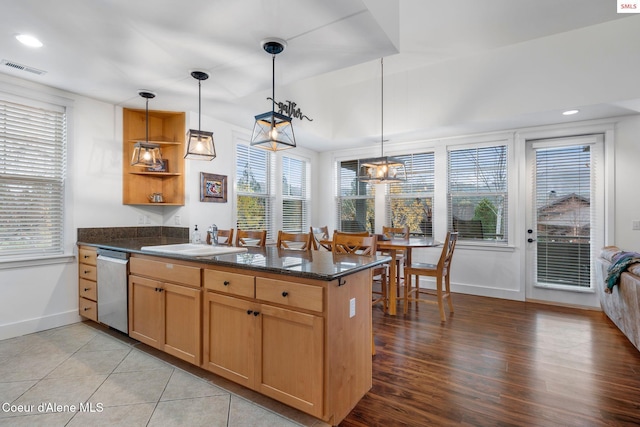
[0,0,636,151]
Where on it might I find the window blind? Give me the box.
[447,145,508,242]
[282,155,309,232]
[337,160,375,233]
[236,144,274,240]
[387,152,434,236]
[0,99,67,257]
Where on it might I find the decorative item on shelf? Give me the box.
[185,70,216,161]
[200,172,227,203]
[357,58,406,184]
[250,38,296,152]
[146,159,168,173]
[131,91,163,168]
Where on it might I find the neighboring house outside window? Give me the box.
[0,98,67,258]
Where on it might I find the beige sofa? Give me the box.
[596,246,640,352]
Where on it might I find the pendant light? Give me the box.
[185,70,216,161]
[357,58,406,184]
[131,90,163,167]
[250,38,296,151]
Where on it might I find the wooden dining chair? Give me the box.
[310,226,331,250]
[235,229,267,247]
[276,230,313,251]
[403,232,458,321]
[216,229,234,246]
[382,225,410,296]
[332,232,387,355]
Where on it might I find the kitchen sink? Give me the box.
[140,243,248,257]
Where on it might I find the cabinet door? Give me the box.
[128,275,163,348]
[202,292,257,388]
[163,282,201,365]
[258,304,324,418]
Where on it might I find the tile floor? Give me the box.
[0,322,327,427]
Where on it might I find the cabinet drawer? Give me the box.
[79,297,97,322]
[79,278,97,301]
[79,247,97,266]
[204,270,254,298]
[130,257,201,288]
[256,278,323,313]
[79,264,97,281]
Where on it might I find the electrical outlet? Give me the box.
[633,220,640,231]
[137,214,144,225]
[349,298,356,318]
[145,215,151,224]
[174,215,181,225]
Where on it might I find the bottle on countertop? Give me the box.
[192,225,202,244]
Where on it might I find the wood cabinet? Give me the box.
[78,246,98,321]
[129,256,202,365]
[202,267,369,424]
[122,108,185,206]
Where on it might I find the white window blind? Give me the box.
[0,99,67,258]
[236,143,275,240]
[337,159,375,233]
[448,145,508,242]
[282,155,309,233]
[533,139,595,288]
[387,152,434,236]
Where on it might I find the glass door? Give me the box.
[525,135,604,305]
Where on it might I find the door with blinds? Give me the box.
[525,135,604,305]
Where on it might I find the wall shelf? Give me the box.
[123,108,185,206]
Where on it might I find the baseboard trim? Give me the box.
[0,310,82,340]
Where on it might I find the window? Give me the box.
[387,152,434,236]
[282,155,309,232]
[0,98,67,258]
[448,144,508,242]
[337,160,375,233]
[236,144,274,240]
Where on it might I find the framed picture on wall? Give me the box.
[200,172,227,203]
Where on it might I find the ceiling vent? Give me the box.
[1,59,46,75]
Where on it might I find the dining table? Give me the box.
[321,236,439,315]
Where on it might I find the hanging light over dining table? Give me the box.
[357,58,406,184]
[185,70,216,161]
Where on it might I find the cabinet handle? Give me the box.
[253,311,260,316]
[84,288,90,291]
[247,310,253,315]
[83,255,89,258]
[223,281,230,286]
[84,270,90,274]
[83,307,91,311]
[282,291,288,297]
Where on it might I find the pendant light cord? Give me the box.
[198,79,202,133]
[380,57,384,157]
[145,97,149,144]
[271,53,276,122]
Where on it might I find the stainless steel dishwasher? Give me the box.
[96,248,130,334]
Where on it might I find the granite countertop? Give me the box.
[78,236,390,281]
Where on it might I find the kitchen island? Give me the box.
[77,234,389,426]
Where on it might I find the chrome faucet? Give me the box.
[207,224,218,245]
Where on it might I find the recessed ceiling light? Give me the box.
[15,34,43,48]
[562,109,579,116]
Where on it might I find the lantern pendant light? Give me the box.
[357,58,406,184]
[185,70,216,160]
[131,91,163,167]
[250,38,296,151]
